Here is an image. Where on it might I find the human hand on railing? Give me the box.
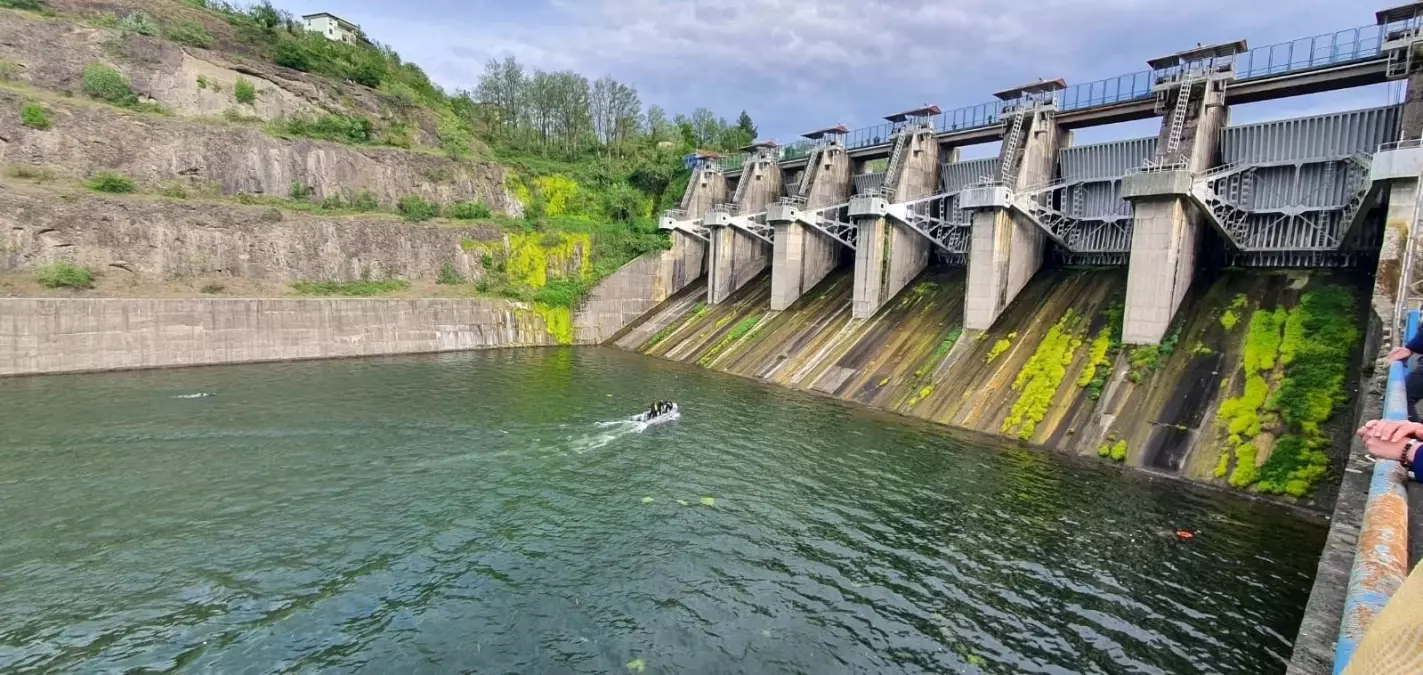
[1359,419,1423,443]
[1357,419,1423,465]
[1388,346,1413,362]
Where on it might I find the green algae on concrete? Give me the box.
[611,265,1368,504]
[1002,310,1085,441]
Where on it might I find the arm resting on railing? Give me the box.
[1359,419,1423,478]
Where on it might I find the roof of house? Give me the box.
[302,12,358,28]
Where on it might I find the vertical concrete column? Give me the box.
[1121,81,1227,345]
[1366,140,1423,342]
[683,167,728,219]
[707,159,782,305]
[962,108,1066,330]
[1400,69,1423,141]
[770,147,852,310]
[850,130,940,318]
[667,230,707,291]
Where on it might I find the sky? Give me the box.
[273,0,1400,154]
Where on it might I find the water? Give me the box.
[0,348,1325,674]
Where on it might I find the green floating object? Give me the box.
[641,496,654,504]
[700,497,715,506]
[626,658,646,673]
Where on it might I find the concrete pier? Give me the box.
[851,108,942,319]
[1121,44,1234,345]
[660,161,726,289]
[771,127,853,310]
[963,82,1067,330]
[707,145,782,304]
[682,164,729,220]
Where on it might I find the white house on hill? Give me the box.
[302,12,362,45]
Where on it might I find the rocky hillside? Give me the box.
[0,0,676,337]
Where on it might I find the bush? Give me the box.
[233,77,256,105]
[320,194,345,210]
[86,172,136,193]
[291,280,409,296]
[118,11,159,37]
[397,195,438,221]
[158,182,189,198]
[531,278,588,307]
[0,0,47,11]
[20,103,49,130]
[200,282,225,294]
[288,182,313,201]
[163,20,213,47]
[350,190,379,212]
[273,40,311,71]
[437,262,464,285]
[447,201,492,220]
[36,262,94,289]
[7,164,55,182]
[269,114,374,144]
[82,63,137,106]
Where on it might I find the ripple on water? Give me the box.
[0,348,1326,673]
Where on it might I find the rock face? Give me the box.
[0,189,513,282]
[0,89,522,214]
[0,14,318,121]
[0,7,433,140]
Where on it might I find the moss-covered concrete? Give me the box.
[615,263,1369,504]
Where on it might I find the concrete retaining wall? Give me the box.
[575,237,705,344]
[0,297,562,376]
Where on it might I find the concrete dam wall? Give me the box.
[615,264,1367,499]
[0,297,568,376]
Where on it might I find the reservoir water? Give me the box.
[0,348,1325,673]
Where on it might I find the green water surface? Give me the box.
[0,348,1325,673]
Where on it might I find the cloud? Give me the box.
[279,0,1387,142]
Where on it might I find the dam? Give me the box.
[4,0,1423,671]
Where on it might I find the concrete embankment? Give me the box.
[0,297,571,376]
[617,265,1368,503]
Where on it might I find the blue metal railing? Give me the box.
[750,20,1398,168]
[1333,309,1416,673]
[1059,70,1155,112]
[1237,24,1385,81]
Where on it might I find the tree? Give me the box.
[590,76,616,152]
[475,56,526,139]
[689,107,720,149]
[249,1,281,33]
[609,80,641,155]
[644,105,673,146]
[736,110,757,139]
[548,71,590,157]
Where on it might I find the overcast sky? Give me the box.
[275,0,1398,152]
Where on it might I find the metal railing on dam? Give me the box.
[1330,309,1415,673]
[725,20,1395,174]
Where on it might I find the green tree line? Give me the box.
[473,56,757,160]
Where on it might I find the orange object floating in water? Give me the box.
[1176,530,1195,540]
